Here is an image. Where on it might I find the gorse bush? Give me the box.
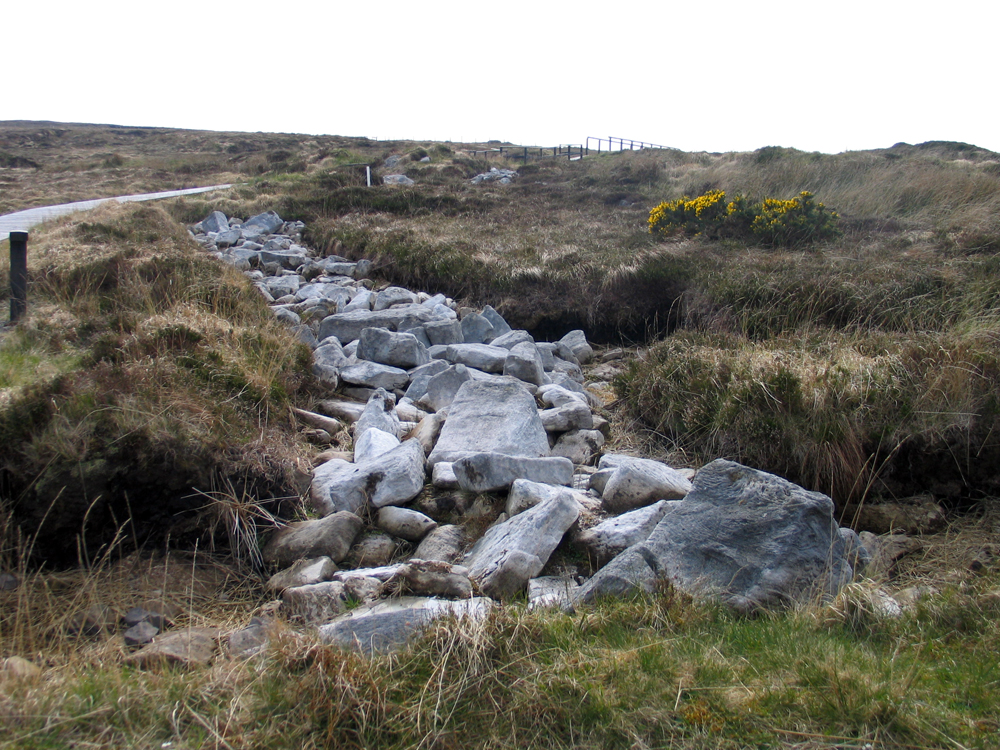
[648,190,840,247]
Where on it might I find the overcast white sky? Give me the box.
[3,0,996,154]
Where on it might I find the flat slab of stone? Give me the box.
[311,440,426,515]
[574,500,675,564]
[576,459,854,613]
[263,512,363,567]
[317,596,494,653]
[318,306,437,344]
[125,628,221,668]
[339,361,410,391]
[427,380,550,467]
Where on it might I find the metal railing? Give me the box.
[585,136,670,153]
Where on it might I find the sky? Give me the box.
[3,0,997,155]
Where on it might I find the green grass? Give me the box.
[2,573,999,749]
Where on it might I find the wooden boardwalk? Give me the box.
[0,184,233,242]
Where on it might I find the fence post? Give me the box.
[9,231,28,323]
[366,166,371,187]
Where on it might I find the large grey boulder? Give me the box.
[413,525,465,563]
[481,305,512,337]
[317,596,493,653]
[576,459,854,612]
[378,506,438,542]
[403,359,450,402]
[464,491,581,599]
[262,512,363,567]
[282,581,351,623]
[373,286,418,311]
[386,560,473,599]
[452,453,574,493]
[490,330,535,350]
[503,342,547,386]
[439,343,509,373]
[311,440,426,515]
[266,557,339,593]
[201,211,230,233]
[427,380,550,467]
[353,428,400,464]
[339,361,410,391]
[550,429,605,465]
[540,402,593,433]
[574,500,675,564]
[599,455,692,512]
[243,210,284,234]
[559,330,594,364]
[424,319,465,346]
[343,288,373,312]
[460,312,495,344]
[505,479,583,516]
[357,328,431,370]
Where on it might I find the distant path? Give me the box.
[0,184,233,242]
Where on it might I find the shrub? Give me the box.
[649,190,839,248]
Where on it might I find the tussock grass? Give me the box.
[0,201,313,565]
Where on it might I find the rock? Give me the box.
[460,312,495,344]
[343,287,373,312]
[859,532,923,578]
[576,459,854,613]
[480,306,512,337]
[318,306,437,345]
[432,461,460,489]
[416,364,473,413]
[262,512,363,567]
[311,440,426,515]
[0,572,18,591]
[243,210,284,234]
[378,506,438,542]
[374,287,418,312]
[464,491,581,599]
[266,557,339,592]
[317,596,493,653]
[839,527,871,577]
[427,380,550,467]
[540,402,593,433]
[318,398,365,424]
[353,427,400,464]
[1,656,42,679]
[453,452,574,493]
[123,602,177,630]
[440,343,510,373]
[413,524,466,563]
[559,330,594,364]
[599,455,693,512]
[423,318,464,345]
[387,560,473,599]
[403,359,450,402]
[844,496,947,535]
[201,211,230,233]
[228,617,270,659]
[410,412,445,455]
[491,330,535,350]
[354,388,401,441]
[126,628,220,668]
[67,604,115,636]
[528,576,579,610]
[551,429,605,465]
[383,174,415,186]
[503,342,547,386]
[339,361,410,391]
[282,581,351,623]
[346,531,399,568]
[538,384,588,408]
[505,478,582,517]
[293,408,344,436]
[124,621,160,647]
[574,500,675,564]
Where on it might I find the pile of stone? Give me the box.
[471,168,517,185]
[173,210,876,655]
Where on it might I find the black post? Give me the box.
[9,231,27,323]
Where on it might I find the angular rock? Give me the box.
[490,330,535,350]
[317,596,493,653]
[201,210,230,233]
[282,581,350,623]
[453,452,574,493]
[574,500,675,564]
[427,380,550,467]
[432,461,460,489]
[538,384,588,408]
[343,287,373,312]
[403,359,450,402]
[243,210,284,234]
[505,478,581,516]
[413,524,466,563]
[378,506,438,542]
[357,327,429,369]
[374,286,418,311]
[318,306,437,344]
[528,576,579,610]
[411,412,445,455]
[423,318,464,346]
[383,174,415,186]
[503,342,547,386]
[464,491,581,599]
[559,330,594,364]
[551,429,605,465]
[311,440,426,515]
[460,312,495,344]
[126,628,220,668]
[481,305,512,337]
[417,364,473,413]
[263,512,363,567]
[576,459,854,612]
[388,560,473,599]
[440,343,509,373]
[124,621,160,647]
[318,398,365,424]
[354,388,401,441]
[266,557,339,592]
[599,455,693,512]
[228,617,270,659]
[540,402,593,433]
[339,360,410,391]
[354,427,400,463]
